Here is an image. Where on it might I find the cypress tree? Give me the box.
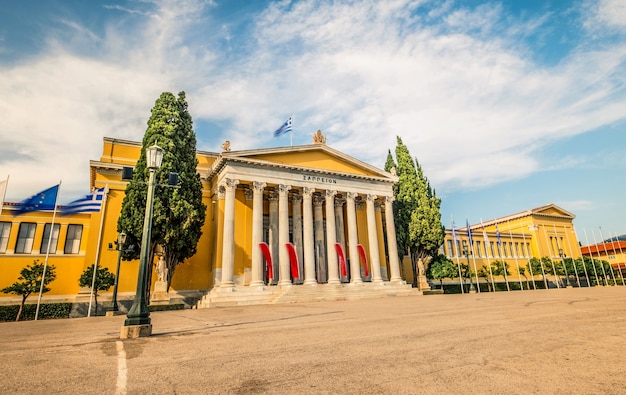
[390,136,445,287]
[118,91,206,292]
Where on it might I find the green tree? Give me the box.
[527,257,548,288]
[118,91,206,293]
[79,265,115,316]
[427,254,457,288]
[1,260,56,321]
[389,137,445,288]
[490,260,511,291]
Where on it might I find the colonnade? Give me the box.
[217,178,403,289]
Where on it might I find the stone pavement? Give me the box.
[1,287,626,394]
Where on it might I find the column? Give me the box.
[268,190,279,285]
[346,192,362,284]
[302,188,317,285]
[325,189,340,284]
[313,194,326,283]
[384,196,402,283]
[220,178,239,288]
[292,192,304,284]
[335,196,347,282]
[278,184,292,286]
[366,194,383,283]
[250,181,266,287]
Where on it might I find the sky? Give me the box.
[1,0,625,240]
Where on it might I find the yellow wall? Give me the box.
[0,208,93,297]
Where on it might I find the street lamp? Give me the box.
[121,143,163,339]
[108,232,126,313]
[559,248,572,288]
[463,241,476,294]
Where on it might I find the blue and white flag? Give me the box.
[496,224,502,245]
[273,116,292,137]
[466,218,473,247]
[14,184,60,215]
[61,187,106,215]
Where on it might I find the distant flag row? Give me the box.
[0,177,106,215]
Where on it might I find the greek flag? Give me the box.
[273,117,293,137]
[61,187,106,215]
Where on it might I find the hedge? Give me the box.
[0,303,73,322]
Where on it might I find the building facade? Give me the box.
[1,131,411,308]
[2,132,604,308]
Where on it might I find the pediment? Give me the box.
[211,144,395,181]
[531,204,576,219]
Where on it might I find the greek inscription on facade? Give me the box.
[302,175,338,184]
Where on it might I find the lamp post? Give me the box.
[121,143,163,339]
[463,241,476,294]
[559,248,572,288]
[108,232,127,313]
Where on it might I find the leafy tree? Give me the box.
[1,260,56,321]
[427,254,457,288]
[388,137,445,288]
[490,260,511,291]
[518,266,531,290]
[118,91,206,293]
[527,257,548,288]
[476,266,492,292]
[79,265,115,316]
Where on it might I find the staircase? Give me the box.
[196,281,420,309]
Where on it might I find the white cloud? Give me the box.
[1,0,625,205]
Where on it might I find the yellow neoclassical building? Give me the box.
[0,132,592,310]
[1,131,414,309]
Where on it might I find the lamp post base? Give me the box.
[120,324,152,339]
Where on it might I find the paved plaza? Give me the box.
[1,286,625,394]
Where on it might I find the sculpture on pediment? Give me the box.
[390,167,397,176]
[313,130,326,144]
[221,140,231,152]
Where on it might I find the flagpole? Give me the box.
[610,231,626,286]
[290,114,294,147]
[563,225,581,287]
[35,180,61,321]
[0,175,8,216]
[553,224,571,287]
[591,228,609,285]
[582,228,600,285]
[481,219,495,292]
[598,227,617,284]
[609,231,624,285]
[520,225,536,290]
[540,225,560,288]
[466,220,480,293]
[497,223,509,291]
[573,227,591,286]
[530,225,548,289]
[451,216,464,294]
[87,185,109,317]
[507,220,523,290]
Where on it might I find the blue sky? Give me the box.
[1,0,625,240]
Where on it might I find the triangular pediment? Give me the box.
[531,204,576,219]
[212,144,394,180]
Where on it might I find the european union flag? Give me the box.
[14,184,60,215]
[273,117,293,137]
[61,187,106,215]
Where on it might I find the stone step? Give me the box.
[196,282,419,309]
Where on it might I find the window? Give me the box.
[0,222,11,253]
[15,223,36,254]
[64,225,83,254]
[447,240,454,257]
[41,224,60,254]
[475,242,482,258]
